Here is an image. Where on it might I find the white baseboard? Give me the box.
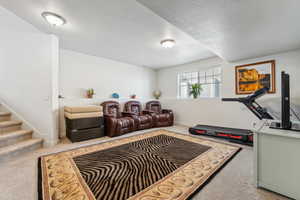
[174,121,192,127]
[43,138,59,147]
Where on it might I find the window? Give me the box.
[177,67,222,98]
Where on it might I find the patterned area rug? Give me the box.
[38,130,241,200]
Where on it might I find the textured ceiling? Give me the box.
[2,0,299,67]
[138,0,300,61]
[0,0,215,68]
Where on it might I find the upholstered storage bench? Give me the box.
[64,106,104,142]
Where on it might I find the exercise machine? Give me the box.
[223,71,300,131]
[222,87,273,120]
[190,71,300,145]
[189,124,253,145]
[190,87,271,145]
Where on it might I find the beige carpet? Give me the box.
[0,126,291,200]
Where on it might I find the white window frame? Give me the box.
[177,66,222,99]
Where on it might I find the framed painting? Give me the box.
[235,60,276,95]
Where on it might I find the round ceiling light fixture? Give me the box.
[160,39,176,48]
[42,12,66,26]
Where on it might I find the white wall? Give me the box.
[0,6,59,146]
[59,49,157,136]
[157,50,300,129]
[60,49,157,100]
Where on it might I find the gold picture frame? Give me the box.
[235,60,276,95]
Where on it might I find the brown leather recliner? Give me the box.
[101,101,136,137]
[124,101,153,130]
[145,101,174,127]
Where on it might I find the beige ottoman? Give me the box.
[64,105,104,142]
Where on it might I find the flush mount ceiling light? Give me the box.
[160,39,176,48]
[42,12,66,26]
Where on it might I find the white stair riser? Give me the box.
[0,133,32,148]
[0,115,11,122]
[0,141,42,162]
[0,125,21,134]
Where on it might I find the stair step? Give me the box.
[0,138,43,162]
[0,120,22,134]
[0,112,11,116]
[0,130,33,148]
[0,112,11,122]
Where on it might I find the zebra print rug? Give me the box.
[38,130,241,200]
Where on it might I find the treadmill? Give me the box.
[189,125,253,145]
[189,87,273,145]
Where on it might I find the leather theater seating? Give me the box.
[145,101,174,127]
[101,101,135,137]
[124,101,153,130]
[101,100,174,137]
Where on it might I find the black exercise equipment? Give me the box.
[189,88,272,145]
[189,125,253,145]
[222,87,273,120]
[223,71,300,131]
[269,71,300,131]
[190,71,300,145]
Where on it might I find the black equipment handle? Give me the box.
[222,98,241,102]
[245,87,269,101]
[222,87,274,120]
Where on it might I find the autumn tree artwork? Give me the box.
[235,60,276,94]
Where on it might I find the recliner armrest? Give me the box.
[122,112,138,117]
[142,110,155,115]
[103,116,118,137]
[162,109,173,114]
[104,114,117,118]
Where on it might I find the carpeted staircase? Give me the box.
[0,110,43,162]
